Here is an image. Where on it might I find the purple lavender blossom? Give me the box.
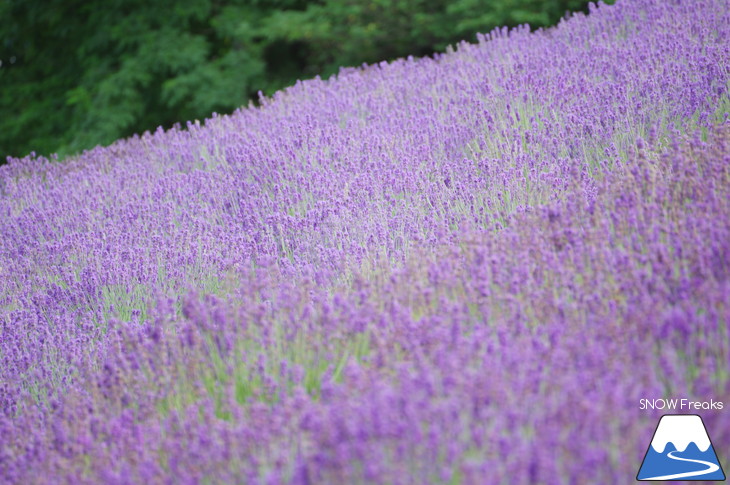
[1,0,729,483]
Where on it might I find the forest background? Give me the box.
[0,0,611,162]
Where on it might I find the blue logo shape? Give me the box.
[637,414,726,481]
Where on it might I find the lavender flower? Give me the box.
[1,0,729,483]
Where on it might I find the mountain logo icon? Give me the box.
[637,414,726,481]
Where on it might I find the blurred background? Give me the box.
[0,0,612,163]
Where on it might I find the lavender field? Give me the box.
[1,0,729,483]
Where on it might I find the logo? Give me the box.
[637,414,726,481]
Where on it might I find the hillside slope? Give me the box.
[1,0,729,483]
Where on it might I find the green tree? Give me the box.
[0,0,611,162]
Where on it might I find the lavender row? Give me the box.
[1,0,729,482]
[1,0,726,414]
[3,123,728,483]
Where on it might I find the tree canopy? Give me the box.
[0,0,611,161]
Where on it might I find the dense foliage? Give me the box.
[1,0,729,483]
[0,0,611,161]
